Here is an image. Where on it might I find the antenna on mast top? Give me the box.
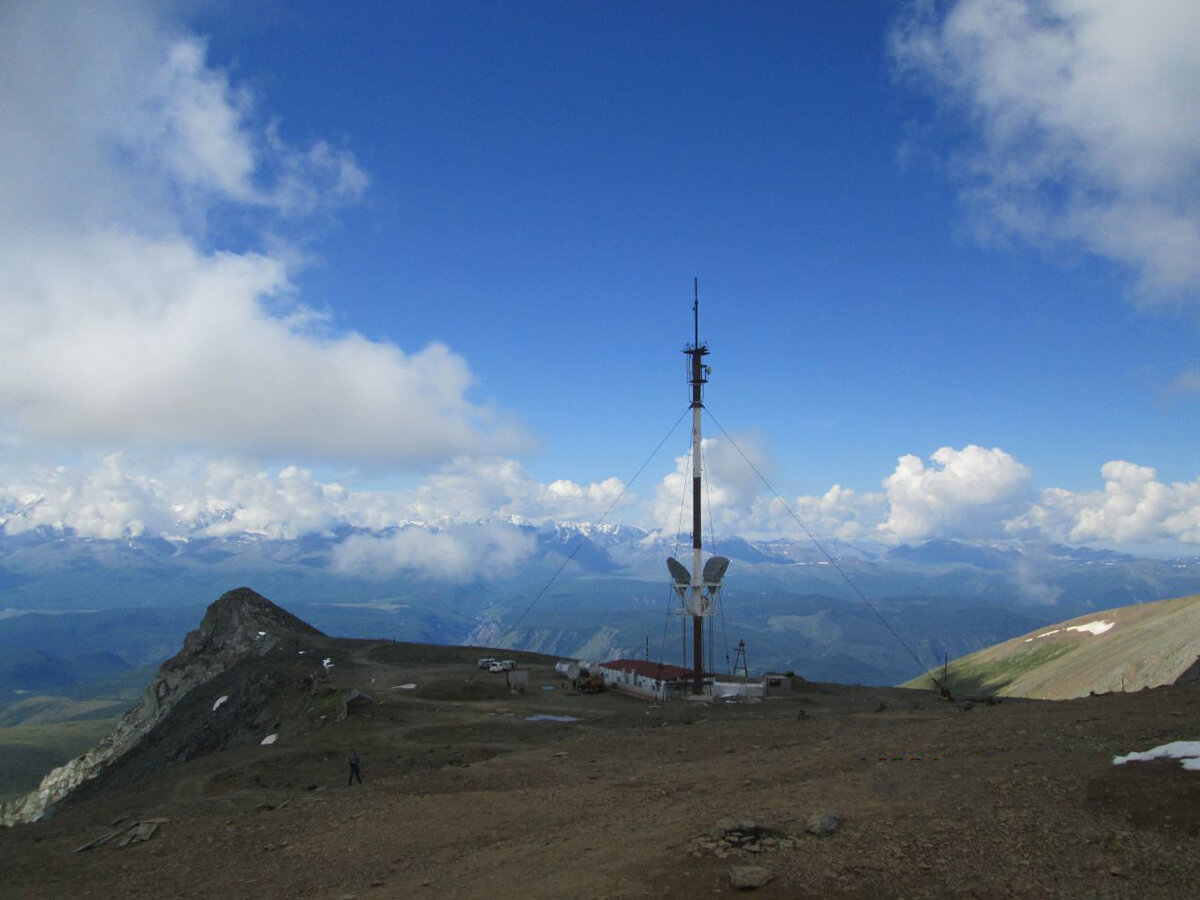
[693,277,699,346]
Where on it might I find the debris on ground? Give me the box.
[75,818,169,852]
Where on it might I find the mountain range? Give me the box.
[3,521,1200,697]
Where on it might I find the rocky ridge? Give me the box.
[0,587,322,826]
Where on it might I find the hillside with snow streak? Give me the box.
[904,594,1200,700]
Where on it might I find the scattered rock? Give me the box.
[728,865,772,889]
[76,819,163,852]
[806,811,843,837]
[694,819,789,858]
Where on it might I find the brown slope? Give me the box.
[906,594,1200,699]
[2,656,1199,899]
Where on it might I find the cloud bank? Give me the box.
[892,0,1200,302]
[0,1,519,464]
[331,523,536,583]
[4,444,1197,552]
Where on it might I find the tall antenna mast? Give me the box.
[666,281,728,698]
[686,278,709,694]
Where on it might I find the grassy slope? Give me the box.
[0,665,155,803]
[0,716,121,802]
[904,594,1200,699]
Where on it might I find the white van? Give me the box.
[478,657,498,669]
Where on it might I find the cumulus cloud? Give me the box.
[649,440,1036,544]
[892,0,1200,300]
[2,445,1197,552]
[648,434,775,536]
[0,454,631,541]
[792,485,888,543]
[1014,460,1200,547]
[0,454,355,540]
[0,1,518,464]
[404,457,630,524]
[331,523,536,581]
[880,445,1032,540]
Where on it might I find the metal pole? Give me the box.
[688,280,706,694]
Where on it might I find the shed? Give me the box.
[339,689,376,720]
[763,673,795,696]
[506,669,529,693]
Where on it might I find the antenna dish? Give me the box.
[666,557,691,601]
[702,556,730,587]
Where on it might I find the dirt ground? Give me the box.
[2,640,1199,899]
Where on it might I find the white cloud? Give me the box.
[0,230,515,461]
[400,456,630,524]
[892,0,1200,300]
[0,454,631,541]
[0,1,516,465]
[331,522,536,581]
[879,445,1032,541]
[649,434,779,536]
[792,485,887,543]
[1,455,175,540]
[2,445,1197,553]
[146,38,261,203]
[1015,460,1200,546]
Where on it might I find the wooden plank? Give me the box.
[74,829,122,853]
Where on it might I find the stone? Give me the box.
[806,811,843,837]
[728,866,772,889]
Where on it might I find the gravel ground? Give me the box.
[2,642,1198,899]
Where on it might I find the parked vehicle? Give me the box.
[477,657,498,669]
[500,659,516,671]
[488,660,505,673]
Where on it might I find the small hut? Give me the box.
[339,689,376,720]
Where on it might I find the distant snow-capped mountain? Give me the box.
[2,521,1200,688]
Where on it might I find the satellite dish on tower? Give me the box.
[666,557,691,601]
[702,556,729,588]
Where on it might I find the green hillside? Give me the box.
[904,594,1200,699]
[0,717,122,803]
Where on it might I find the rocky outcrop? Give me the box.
[1,588,322,826]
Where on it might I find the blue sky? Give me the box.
[1,1,1199,553]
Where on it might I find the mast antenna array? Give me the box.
[667,278,729,695]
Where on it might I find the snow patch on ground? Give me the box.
[1113,741,1200,771]
[1026,629,1062,642]
[1025,620,1114,642]
[212,695,228,712]
[322,658,334,671]
[1067,620,1114,635]
[394,683,417,690]
[525,714,580,723]
[260,733,278,745]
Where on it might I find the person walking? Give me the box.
[348,748,362,785]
